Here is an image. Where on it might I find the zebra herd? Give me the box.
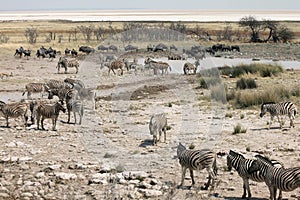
[149,101,299,199]
[0,78,95,131]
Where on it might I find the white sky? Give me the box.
[0,0,299,11]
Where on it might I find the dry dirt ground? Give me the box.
[0,47,299,200]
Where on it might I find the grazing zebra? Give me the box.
[260,102,297,129]
[0,101,29,128]
[144,57,171,75]
[57,57,79,74]
[64,78,85,89]
[177,143,217,190]
[107,60,125,75]
[227,150,283,199]
[65,90,84,125]
[149,113,167,145]
[35,102,66,131]
[183,62,197,75]
[22,83,49,99]
[249,155,300,200]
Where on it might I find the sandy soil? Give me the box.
[0,48,299,200]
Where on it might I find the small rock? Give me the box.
[54,172,77,180]
[139,189,162,197]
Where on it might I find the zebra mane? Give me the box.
[255,155,273,166]
[177,143,186,155]
[229,150,245,159]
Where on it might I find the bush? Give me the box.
[236,78,257,89]
[199,77,221,89]
[210,84,227,103]
[219,63,283,78]
[233,123,247,134]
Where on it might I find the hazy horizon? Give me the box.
[0,0,299,11]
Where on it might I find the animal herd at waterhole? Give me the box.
[1,44,299,199]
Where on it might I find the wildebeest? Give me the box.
[23,49,31,59]
[108,45,118,52]
[97,45,109,52]
[205,47,215,55]
[79,46,95,54]
[65,48,71,55]
[14,47,24,58]
[231,45,240,52]
[124,45,138,52]
[147,44,154,51]
[170,44,178,51]
[71,49,78,57]
[154,43,168,52]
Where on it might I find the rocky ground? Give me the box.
[0,44,299,200]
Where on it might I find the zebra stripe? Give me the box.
[177,143,217,190]
[64,78,85,89]
[22,83,49,99]
[0,101,29,128]
[107,60,124,75]
[66,90,84,125]
[149,113,167,145]
[260,102,297,129]
[57,57,79,74]
[144,57,171,75]
[227,150,283,199]
[249,155,300,200]
[36,102,66,131]
[183,62,197,75]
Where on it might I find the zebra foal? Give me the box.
[260,102,297,129]
[149,113,167,145]
[177,143,217,190]
[0,101,29,128]
[183,62,197,75]
[35,101,66,131]
[227,150,283,199]
[249,155,300,200]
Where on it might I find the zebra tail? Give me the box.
[213,157,218,176]
[22,91,26,96]
[294,108,297,116]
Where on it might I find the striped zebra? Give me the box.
[177,143,217,190]
[22,83,49,99]
[144,57,171,75]
[183,62,197,75]
[227,150,283,199]
[107,60,125,75]
[64,78,85,89]
[0,101,29,128]
[249,155,300,200]
[149,113,167,145]
[65,90,84,125]
[57,57,79,74]
[46,80,73,105]
[75,87,96,110]
[35,101,66,131]
[260,102,297,129]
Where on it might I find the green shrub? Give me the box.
[219,63,284,78]
[236,78,257,89]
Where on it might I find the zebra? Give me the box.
[107,60,125,75]
[183,62,197,75]
[177,143,217,190]
[57,57,79,74]
[35,101,66,131]
[22,83,49,99]
[123,58,137,71]
[149,113,167,145]
[249,155,300,200]
[227,150,284,199]
[0,101,29,128]
[65,90,84,125]
[75,87,96,110]
[144,57,171,75]
[260,102,297,129]
[64,78,85,89]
